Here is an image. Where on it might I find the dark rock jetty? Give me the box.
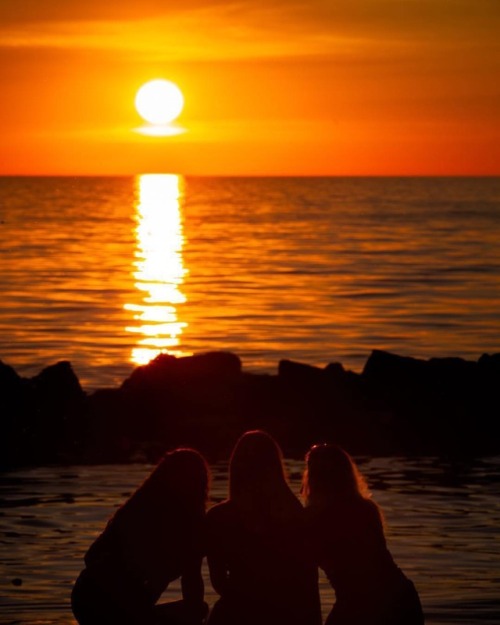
[1,350,499,468]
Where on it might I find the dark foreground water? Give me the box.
[1,176,500,389]
[1,456,499,624]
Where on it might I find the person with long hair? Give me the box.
[206,430,322,625]
[303,443,424,625]
[71,448,209,625]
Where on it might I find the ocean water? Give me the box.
[1,177,499,624]
[1,175,500,390]
[1,457,499,624]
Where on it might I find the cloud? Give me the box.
[0,0,229,24]
[0,0,498,67]
[0,4,376,62]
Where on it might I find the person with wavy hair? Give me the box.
[206,430,321,625]
[303,443,424,625]
[71,448,209,625]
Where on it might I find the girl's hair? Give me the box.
[116,447,209,523]
[229,430,298,518]
[86,448,210,566]
[302,443,371,507]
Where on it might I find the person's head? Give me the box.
[302,443,370,507]
[229,430,289,506]
[120,447,210,522]
[98,448,209,564]
[148,448,210,511]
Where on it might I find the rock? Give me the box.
[16,361,87,465]
[31,361,85,404]
[478,352,500,378]
[0,360,22,390]
[476,353,500,449]
[121,351,242,392]
[427,357,478,392]
[278,359,324,383]
[81,352,244,462]
[361,350,500,456]
[2,349,499,467]
[362,350,429,386]
[119,351,242,423]
[0,360,25,422]
[175,351,242,379]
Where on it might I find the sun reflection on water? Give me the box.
[125,174,189,365]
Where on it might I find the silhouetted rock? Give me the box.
[476,353,500,448]
[0,361,27,469]
[93,352,245,461]
[83,388,141,463]
[363,350,429,385]
[31,360,85,404]
[0,361,88,467]
[0,359,22,390]
[1,349,500,468]
[122,351,242,392]
[275,359,376,455]
[278,359,324,383]
[0,359,24,422]
[361,350,500,456]
[478,352,500,378]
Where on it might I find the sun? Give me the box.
[135,79,184,126]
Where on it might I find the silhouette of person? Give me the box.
[206,430,322,625]
[303,444,425,625]
[71,448,209,625]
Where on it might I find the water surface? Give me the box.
[1,176,499,389]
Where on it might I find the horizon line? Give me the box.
[1,173,499,179]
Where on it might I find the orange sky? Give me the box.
[1,0,499,175]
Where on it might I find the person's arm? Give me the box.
[205,506,230,596]
[181,554,204,606]
[206,546,229,596]
[178,515,209,622]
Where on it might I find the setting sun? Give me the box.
[135,79,184,126]
[1,1,499,175]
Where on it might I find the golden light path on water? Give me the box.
[125,174,190,365]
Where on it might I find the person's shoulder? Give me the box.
[206,501,239,539]
[302,504,317,523]
[206,500,233,523]
[302,504,334,535]
[358,497,384,527]
[207,499,231,513]
[361,497,380,515]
